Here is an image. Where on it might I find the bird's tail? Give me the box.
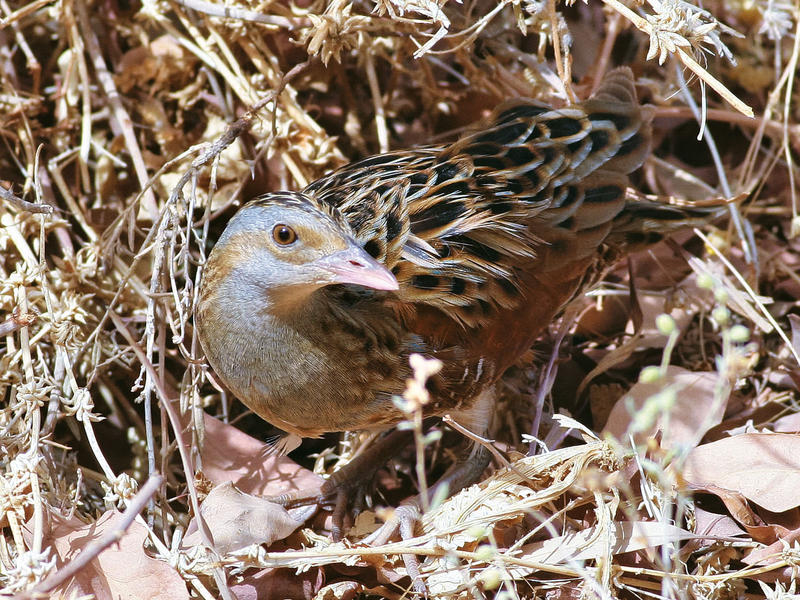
[606,192,732,253]
[579,66,654,177]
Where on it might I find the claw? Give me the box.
[331,491,349,542]
[363,504,426,595]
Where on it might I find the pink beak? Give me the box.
[317,245,399,291]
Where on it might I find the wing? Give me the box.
[305,68,651,328]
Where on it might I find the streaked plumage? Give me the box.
[196,67,711,443]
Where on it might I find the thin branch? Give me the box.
[173,0,305,28]
[74,0,159,219]
[601,0,753,117]
[0,185,52,214]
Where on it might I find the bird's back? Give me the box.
[198,67,719,437]
[304,67,708,399]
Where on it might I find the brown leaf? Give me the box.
[711,487,761,526]
[46,510,188,600]
[602,366,723,450]
[231,566,325,600]
[772,411,800,433]
[574,294,631,340]
[742,527,800,566]
[632,293,694,349]
[183,482,316,553]
[788,314,800,360]
[693,506,746,538]
[200,413,324,496]
[682,433,800,513]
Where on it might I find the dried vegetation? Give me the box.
[1,0,800,597]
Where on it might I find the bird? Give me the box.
[195,67,714,519]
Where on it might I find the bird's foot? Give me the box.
[364,504,427,595]
[363,445,492,595]
[266,428,413,540]
[269,437,491,596]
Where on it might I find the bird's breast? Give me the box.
[196,287,413,437]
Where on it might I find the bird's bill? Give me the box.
[317,245,399,291]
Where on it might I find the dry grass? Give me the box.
[1,0,799,597]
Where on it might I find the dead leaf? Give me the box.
[742,527,800,566]
[230,566,325,600]
[115,35,192,93]
[200,413,324,496]
[788,314,800,360]
[649,155,718,200]
[692,506,745,538]
[602,366,724,451]
[627,293,695,350]
[574,294,631,340]
[183,482,316,553]
[518,521,696,564]
[45,510,188,600]
[695,484,770,541]
[772,411,800,433]
[681,433,800,513]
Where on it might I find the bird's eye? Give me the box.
[272,224,297,245]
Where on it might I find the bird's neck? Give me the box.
[264,283,323,319]
[205,276,372,339]
[197,273,408,435]
[270,286,387,339]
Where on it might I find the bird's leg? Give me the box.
[365,442,492,544]
[361,387,496,540]
[270,386,494,533]
[270,390,495,594]
[267,428,414,538]
[363,388,496,594]
[361,442,492,596]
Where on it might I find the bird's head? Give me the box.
[204,192,398,312]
